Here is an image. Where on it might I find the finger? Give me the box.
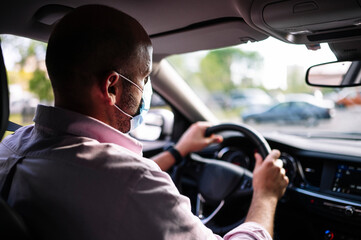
[210,134,223,144]
[204,133,222,145]
[265,149,281,162]
[275,159,283,168]
[197,121,212,130]
[198,122,213,136]
[284,176,290,185]
[254,152,263,169]
[280,167,286,176]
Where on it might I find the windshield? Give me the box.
[167,37,361,135]
[2,34,361,137]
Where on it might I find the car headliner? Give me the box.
[2,0,361,60]
[0,0,267,59]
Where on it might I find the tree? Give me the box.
[1,35,52,100]
[198,48,263,94]
[29,69,53,102]
[0,35,46,68]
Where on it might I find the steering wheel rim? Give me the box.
[172,123,272,234]
[205,123,271,159]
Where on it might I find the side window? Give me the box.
[1,35,174,142]
[130,92,174,141]
[1,34,49,139]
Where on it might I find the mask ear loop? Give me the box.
[114,72,144,119]
[114,104,134,119]
[117,73,143,93]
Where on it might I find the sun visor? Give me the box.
[248,0,361,44]
[151,19,268,57]
[34,4,73,26]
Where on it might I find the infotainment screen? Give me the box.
[332,164,361,196]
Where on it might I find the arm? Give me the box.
[244,150,289,237]
[224,150,288,240]
[142,149,287,240]
[153,124,287,238]
[152,122,223,171]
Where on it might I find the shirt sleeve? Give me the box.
[129,166,272,240]
[223,222,272,240]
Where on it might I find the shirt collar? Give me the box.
[34,105,143,156]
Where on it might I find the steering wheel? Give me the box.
[172,123,271,234]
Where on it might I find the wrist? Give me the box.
[174,143,188,157]
[252,191,279,205]
[164,144,183,165]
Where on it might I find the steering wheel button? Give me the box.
[345,206,354,216]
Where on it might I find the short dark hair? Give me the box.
[46,5,148,92]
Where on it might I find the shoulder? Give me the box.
[67,140,160,172]
[0,125,34,154]
[2,126,161,184]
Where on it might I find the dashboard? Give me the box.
[267,133,361,211]
[267,132,361,240]
[178,131,361,239]
[143,128,361,239]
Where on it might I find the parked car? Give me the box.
[336,91,361,107]
[2,1,361,240]
[242,100,334,125]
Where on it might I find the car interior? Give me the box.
[2,0,361,239]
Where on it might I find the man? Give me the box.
[0,5,288,240]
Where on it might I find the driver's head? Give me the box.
[46,5,152,132]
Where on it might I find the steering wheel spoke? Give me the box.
[239,175,253,191]
[189,153,253,203]
[196,193,225,225]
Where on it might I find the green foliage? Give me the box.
[1,34,50,100]
[199,49,234,93]
[198,48,263,94]
[29,69,53,101]
[0,34,47,68]
[167,48,263,96]
[18,41,46,68]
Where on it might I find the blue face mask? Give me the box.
[114,73,153,133]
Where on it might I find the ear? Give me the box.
[103,72,120,105]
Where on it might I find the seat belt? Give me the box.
[6,121,22,132]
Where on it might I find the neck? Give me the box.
[54,88,102,119]
[55,99,131,133]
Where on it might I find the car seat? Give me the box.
[0,42,32,239]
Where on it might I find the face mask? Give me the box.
[114,73,153,133]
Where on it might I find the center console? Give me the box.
[291,158,361,239]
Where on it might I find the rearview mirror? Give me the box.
[306,61,361,87]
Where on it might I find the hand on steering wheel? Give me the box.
[172,123,274,233]
[175,122,223,157]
